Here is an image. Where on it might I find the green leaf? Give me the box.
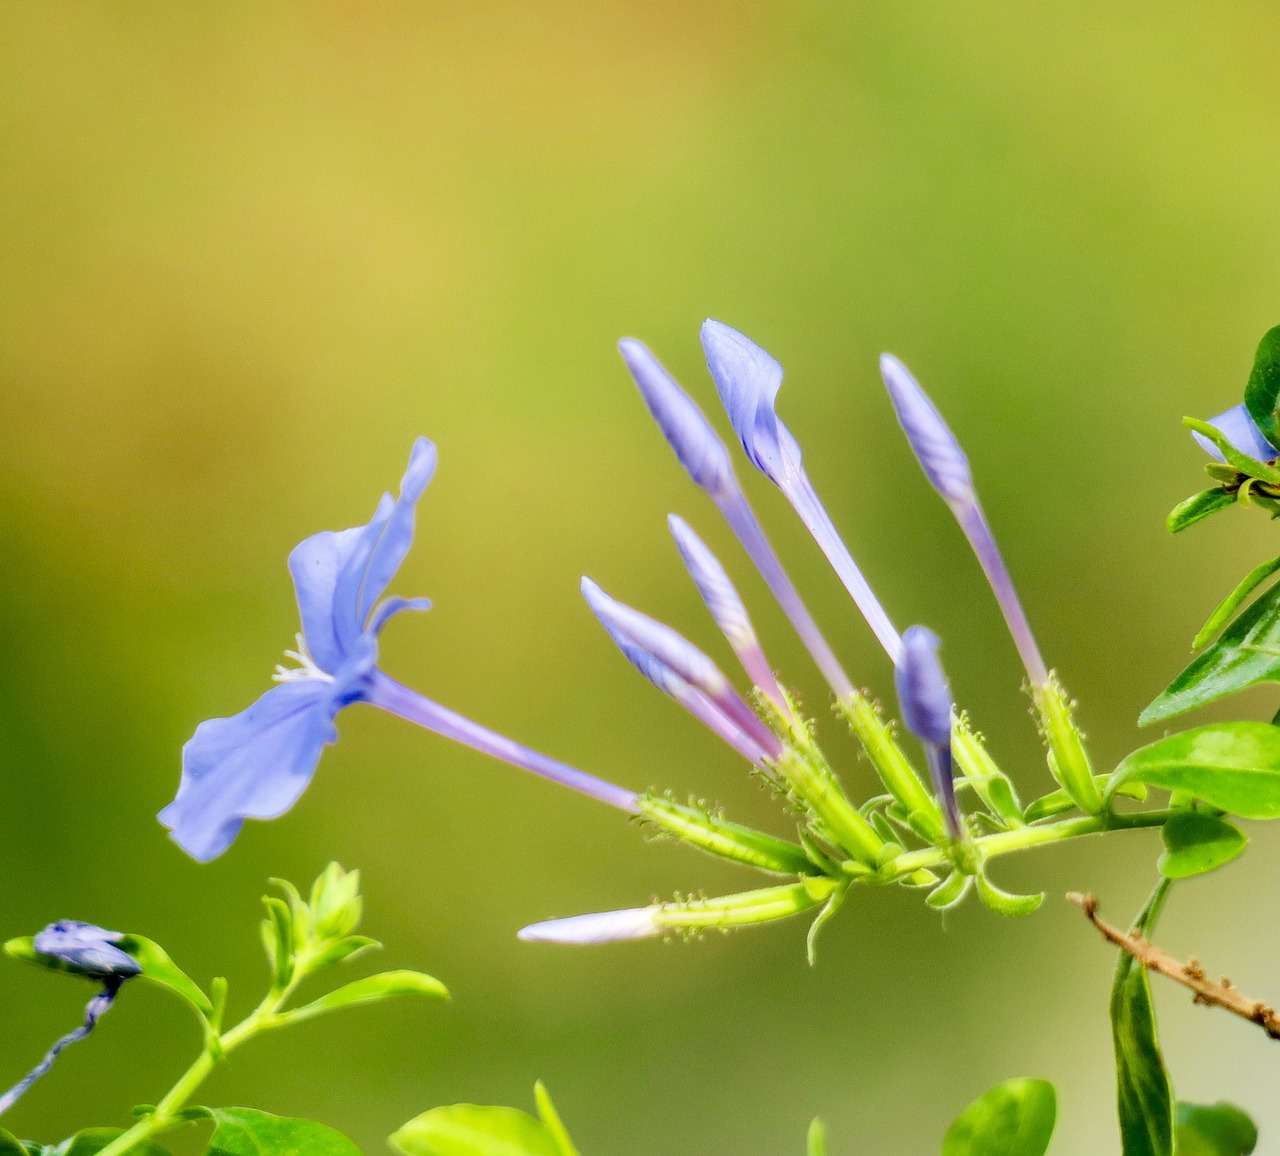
[1183,418,1280,484]
[974,875,1043,917]
[116,935,212,1015]
[261,897,295,989]
[1167,488,1236,534]
[1192,555,1280,649]
[1244,324,1280,446]
[1110,723,1280,818]
[926,871,972,911]
[1175,1101,1258,1155]
[198,1108,360,1156]
[0,1133,30,1156]
[47,1132,171,1156]
[391,1105,561,1156]
[940,1078,1056,1156]
[285,970,448,1024]
[1111,882,1174,1156]
[807,1119,827,1156]
[532,1084,578,1156]
[1142,569,1280,724]
[1158,812,1247,879]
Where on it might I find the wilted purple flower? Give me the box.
[1191,402,1278,462]
[33,921,141,980]
[619,338,855,700]
[702,320,902,662]
[582,578,781,765]
[161,438,637,862]
[0,922,138,1116]
[667,515,783,705]
[894,626,961,841]
[880,355,1049,689]
[518,907,661,945]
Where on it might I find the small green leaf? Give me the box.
[1142,574,1280,724]
[807,1118,827,1156]
[1167,488,1237,534]
[1158,812,1247,879]
[305,935,380,972]
[47,1132,171,1156]
[1175,1101,1258,1155]
[1244,324,1280,446]
[115,935,212,1015]
[926,871,971,911]
[1110,723,1280,818]
[532,1084,578,1156]
[285,970,448,1024]
[974,875,1043,917]
[1192,555,1280,649]
[391,1105,561,1156]
[261,897,294,989]
[199,1108,359,1156]
[0,1133,30,1156]
[1112,881,1175,1156]
[940,1078,1056,1156]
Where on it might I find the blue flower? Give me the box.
[164,438,637,862]
[1192,403,1278,463]
[894,626,961,841]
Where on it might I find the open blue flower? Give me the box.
[160,438,438,862]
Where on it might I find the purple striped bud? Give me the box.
[703,321,901,661]
[880,354,974,504]
[667,515,781,702]
[518,907,660,944]
[895,626,961,841]
[619,338,736,499]
[33,921,141,980]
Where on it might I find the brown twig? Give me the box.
[1067,891,1280,1040]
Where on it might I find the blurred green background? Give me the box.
[2,3,1280,1152]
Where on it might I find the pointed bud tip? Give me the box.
[895,625,953,746]
[879,354,973,504]
[518,907,661,945]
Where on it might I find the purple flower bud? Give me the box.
[33,921,141,981]
[518,907,661,944]
[879,354,973,504]
[619,338,736,498]
[1192,403,1278,462]
[894,626,962,841]
[667,515,782,702]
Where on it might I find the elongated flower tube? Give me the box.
[1191,403,1277,462]
[702,320,902,663]
[619,338,854,699]
[894,627,961,842]
[518,877,838,945]
[582,577,781,764]
[879,354,1048,690]
[667,514,784,707]
[0,922,138,1116]
[161,438,637,862]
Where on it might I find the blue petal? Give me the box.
[880,354,973,504]
[701,320,804,488]
[367,595,432,636]
[356,437,437,624]
[894,625,952,746]
[288,522,379,673]
[159,680,341,862]
[1193,403,1278,463]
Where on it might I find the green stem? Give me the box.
[886,808,1173,879]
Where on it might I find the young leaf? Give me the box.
[1192,555,1280,649]
[391,1105,561,1156]
[198,1109,359,1156]
[284,970,448,1024]
[1244,324,1280,446]
[807,1118,827,1156]
[1175,1101,1258,1156]
[1158,812,1247,879]
[1167,488,1236,534]
[940,1078,1056,1156]
[1141,581,1280,724]
[1109,723,1280,819]
[115,936,213,1015]
[1111,882,1174,1156]
[533,1083,578,1156]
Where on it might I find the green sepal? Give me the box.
[807,1119,827,1156]
[1143,577,1280,724]
[1243,324,1280,446]
[1167,488,1237,533]
[941,1078,1057,1156]
[805,882,849,966]
[900,868,941,888]
[868,809,900,847]
[655,877,839,934]
[638,795,819,877]
[1192,555,1280,649]
[1183,417,1280,484]
[1175,1101,1258,1155]
[974,874,1043,917]
[1036,679,1103,814]
[1023,777,1145,824]
[1111,881,1175,1156]
[1109,722,1280,818]
[953,718,1024,826]
[1158,811,1247,879]
[926,871,972,911]
[533,1083,579,1156]
[284,970,449,1025]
